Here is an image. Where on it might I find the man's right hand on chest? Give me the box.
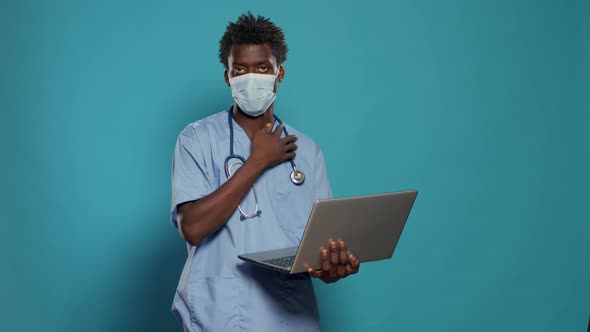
[250,123,298,169]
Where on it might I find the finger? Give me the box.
[273,123,285,137]
[337,264,347,277]
[283,143,297,153]
[346,265,357,275]
[321,247,331,273]
[307,267,322,278]
[311,270,322,278]
[282,152,296,161]
[260,122,272,134]
[281,135,298,145]
[339,240,348,266]
[330,240,339,266]
[348,252,360,273]
[350,252,359,268]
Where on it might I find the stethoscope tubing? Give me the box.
[226,108,303,184]
[224,108,305,219]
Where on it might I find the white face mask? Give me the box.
[229,68,279,117]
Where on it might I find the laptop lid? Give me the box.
[288,190,418,273]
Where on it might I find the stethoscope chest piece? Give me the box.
[290,169,305,185]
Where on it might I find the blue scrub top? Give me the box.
[170,110,332,332]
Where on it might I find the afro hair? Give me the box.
[219,12,288,68]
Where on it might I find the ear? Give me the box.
[277,65,285,83]
[224,69,230,87]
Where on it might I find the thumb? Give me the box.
[262,122,272,133]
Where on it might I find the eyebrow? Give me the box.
[231,61,272,67]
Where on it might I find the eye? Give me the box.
[232,67,246,75]
[257,65,269,73]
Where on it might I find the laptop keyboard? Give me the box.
[263,256,295,269]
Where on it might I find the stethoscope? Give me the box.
[224,108,305,220]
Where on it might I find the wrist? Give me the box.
[244,156,267,174]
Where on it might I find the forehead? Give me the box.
[228,44,277,66]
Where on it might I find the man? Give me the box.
[170,13,359,331]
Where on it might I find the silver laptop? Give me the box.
[238,190,418,274]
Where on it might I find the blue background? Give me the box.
[1,1,588,331]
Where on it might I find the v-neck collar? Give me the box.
[228,111,280,158]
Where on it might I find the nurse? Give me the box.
[170,12,360,331]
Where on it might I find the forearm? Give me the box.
[177,158,266,246]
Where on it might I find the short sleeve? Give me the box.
[170,125,214,227]
[313,148,333,201]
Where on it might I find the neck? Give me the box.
[232,104,275,140]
